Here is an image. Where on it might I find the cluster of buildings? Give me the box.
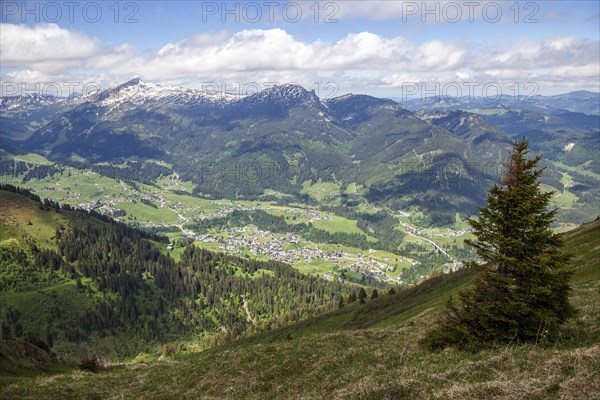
[283,207,332,222]
[219,227,323,264]
[192,226,409,282]
[402,223,470,239]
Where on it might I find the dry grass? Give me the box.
[3,311,597,399]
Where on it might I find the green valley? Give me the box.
[1,153,478,285]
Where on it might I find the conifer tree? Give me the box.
[348,292,357,303]
[358,288,367,304]
[424,140,575,349]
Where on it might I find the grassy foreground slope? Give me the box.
[1,220,599,399]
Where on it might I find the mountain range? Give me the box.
[1,80,598,222]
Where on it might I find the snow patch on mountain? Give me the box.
[84,79,244,109]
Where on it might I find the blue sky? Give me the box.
[1,1,599,97]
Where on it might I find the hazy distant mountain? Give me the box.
[401,90,600,116]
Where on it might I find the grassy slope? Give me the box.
[1,220,598,399]
[0,340,65,377]
[562,217,600,282]
[0,190,110,249]
[0,191,69,249]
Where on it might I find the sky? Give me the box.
[1,0,599,99]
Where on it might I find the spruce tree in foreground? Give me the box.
[423,140,575,349]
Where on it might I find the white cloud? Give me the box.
[476,37,599,71]
[0,23,99,71]
[550,64,600,79]
[3,69,48,82]
[1,24,598,95]
[121,29,466,79]
[86,44,137,70]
